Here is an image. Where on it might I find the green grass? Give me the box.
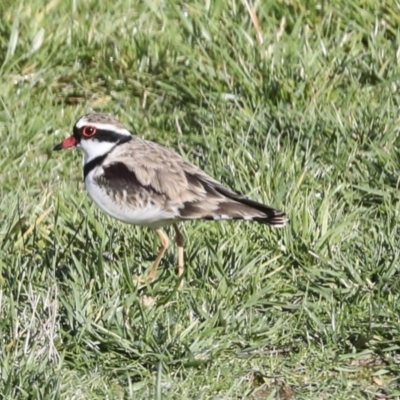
[1,0,400,398]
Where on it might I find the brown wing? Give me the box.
[100,138,287,227]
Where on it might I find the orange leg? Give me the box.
[147,229,169,280]
[173,224,184,288]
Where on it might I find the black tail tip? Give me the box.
[256,211,288,227]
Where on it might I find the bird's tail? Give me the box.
[179,172,288,227]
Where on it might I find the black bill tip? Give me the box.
[53,142,63,151]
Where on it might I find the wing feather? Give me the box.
[97,137,287,226]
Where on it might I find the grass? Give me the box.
[1,0,400,398]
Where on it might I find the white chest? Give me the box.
[84,170,174,228]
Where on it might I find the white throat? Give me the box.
[80,139,116,163]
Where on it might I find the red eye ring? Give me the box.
[82,125,97,137]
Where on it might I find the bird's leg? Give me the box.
[147,229,169,280]
[173,224,184,286]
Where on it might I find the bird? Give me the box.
[53,113,288,285]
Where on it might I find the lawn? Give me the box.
[1,0,400,398]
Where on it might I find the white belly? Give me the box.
[85,171,175,228]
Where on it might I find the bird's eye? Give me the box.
[82,126,97,137]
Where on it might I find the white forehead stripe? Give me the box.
[75,119,131,136]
